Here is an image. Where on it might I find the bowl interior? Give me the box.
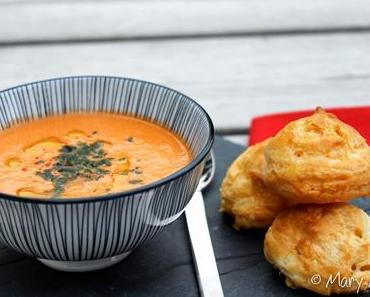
[0,76,214,201]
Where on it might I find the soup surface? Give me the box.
[0,113,192,198]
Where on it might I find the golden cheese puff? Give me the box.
[264,203,370,295]
[264,108,370,204]
[220,139,290,229]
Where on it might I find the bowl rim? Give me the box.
[0,75,214,204]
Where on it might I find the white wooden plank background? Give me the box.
[0,1,369,132]
[0,34,370,131]
[224,135,247,146]
[1,0,370,43]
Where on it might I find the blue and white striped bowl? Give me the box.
[0,76,214,272]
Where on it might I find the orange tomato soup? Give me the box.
[0,113,192,198]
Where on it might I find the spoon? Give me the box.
[185,151,224,297]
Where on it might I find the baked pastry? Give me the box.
[264,203,370,295]
[220,139,290,229]
[264,108,370,204]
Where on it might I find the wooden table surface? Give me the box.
[1,0,370,145]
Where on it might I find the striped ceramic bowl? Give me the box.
[0,76,214,272]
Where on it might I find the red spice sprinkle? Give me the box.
[21,167,27,171]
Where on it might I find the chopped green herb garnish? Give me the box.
[36,141,112,197]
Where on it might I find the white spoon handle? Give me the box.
[185,191,224,297]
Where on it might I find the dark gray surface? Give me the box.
[0,136,368,297]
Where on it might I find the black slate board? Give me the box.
[0,136,368,297]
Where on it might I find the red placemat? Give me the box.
[249,106,370,145]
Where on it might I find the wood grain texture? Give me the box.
[0,34,370,130]
[1,0,370,43]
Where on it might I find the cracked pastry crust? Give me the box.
[264,108,370,204]
[220,139,290,229]
[264,203,370,296]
